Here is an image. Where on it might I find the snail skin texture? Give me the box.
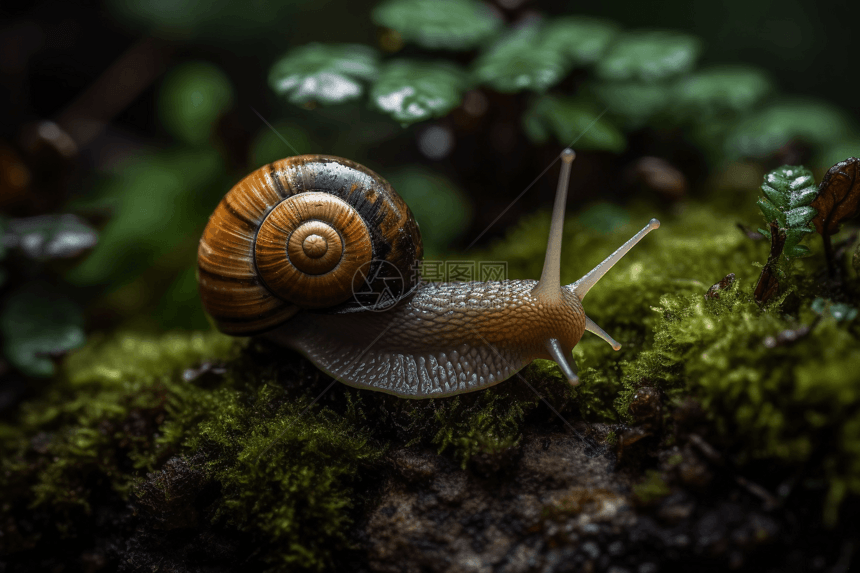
[198,150,659,398]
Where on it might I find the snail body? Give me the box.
[198,151,659,398]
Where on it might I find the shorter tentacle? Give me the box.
[584,316,621,351]
[545,338,579,386]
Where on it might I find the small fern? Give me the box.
[756,165,818,260]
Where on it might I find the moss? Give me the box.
[618,282,860,524]
[189,384,384,571]
[0,331,239,513]
[0,332,384,568]
[430,390,529,469]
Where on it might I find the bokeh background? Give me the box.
[1,0,858,377]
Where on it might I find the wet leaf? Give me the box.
[4,214,98,260]
[757,165,817,260]
[522,95,625,152]
[269,44,379,105]
[370,61,470,125]
[810,157,860,236]
[158,62,234,145]
[724,100,853,159]
[473,22,570,93]
[595,30,701,83]
[0,283,86,377]
[372,0,502,50]
[541,17,619,66]
[674,66,772,118]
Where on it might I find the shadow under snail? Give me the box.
[197,149,659,398]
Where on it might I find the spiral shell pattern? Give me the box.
[198,155,422,335]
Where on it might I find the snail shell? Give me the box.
[197,155,422,335]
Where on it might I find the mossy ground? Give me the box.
[1,191,858,569]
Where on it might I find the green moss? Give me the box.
[189,384,384,571]
[430,390,529,468]
[619,282,860,524]
[1,332,384,568]
[0,331,240,511]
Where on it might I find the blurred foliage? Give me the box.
[472,21,571,93]
[384,167,472,255]
[269,44,380,105]
[158,62,235,145]
[523,95,626,152]
[372,0,502,50]
[0,283,85,377]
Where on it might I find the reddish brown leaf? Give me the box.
[810,157,860,235]
[704,273,736,300]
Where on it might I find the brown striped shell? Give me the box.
[197,155,423,335]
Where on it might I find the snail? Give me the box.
[197,150,659,398]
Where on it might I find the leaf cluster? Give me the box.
[266,0,859,164]
[756,165,818,259]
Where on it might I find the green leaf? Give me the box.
[372,0,502,50]
[370,61,470,125]
[595,30,701,83]
[589,80,672,128]
[757,165,817,260]
[674,65,772,118]
[756,197,783,225]
[269,44,379,105]
[158,61,234,145]
[1,283,86,377]
[522,95,625,152]
[541,17,619,66]
[761,183,789,208]
[725,100,854,159]
[473,22,570,93]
